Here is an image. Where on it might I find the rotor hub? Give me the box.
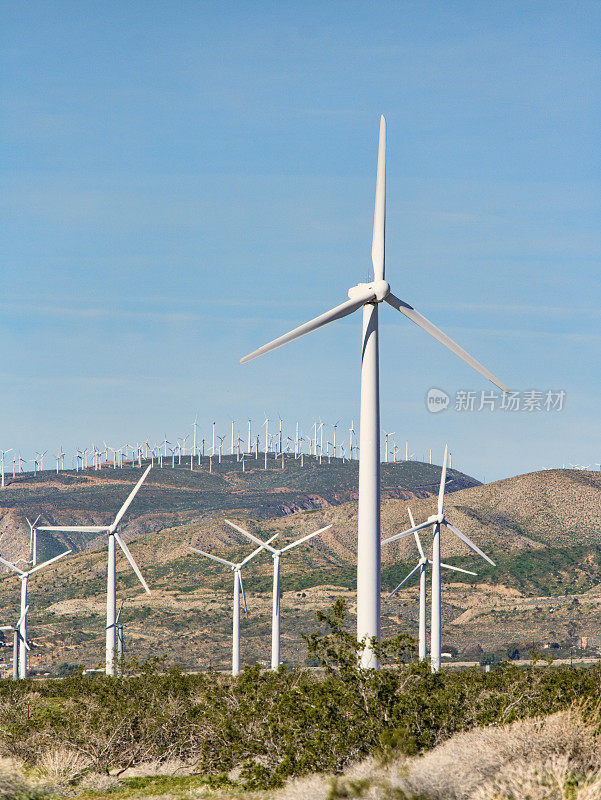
[348,279,390,303]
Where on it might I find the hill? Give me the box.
[0,454,479,563]
[1,461,601,674]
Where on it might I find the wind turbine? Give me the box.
[225,520,333,670]
[239,117,508,667]
[192,416,198,470]
[263,417,269,469]
[1,449,13,487]
[385,508,476,661]
[0,550,71,678]
[0,606,29,680]
[332,420,340,458]
[26,516,41,566]
[384,432,395,463]
[189,533,279,675]
[383,445,494,671]
[37,466,153,676]
[217,435,225,464]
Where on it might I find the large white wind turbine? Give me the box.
[189,532,279,676]
[383,445,494,671]
[385,508,476,661]
[0,550,71,678]
[239,117,508,667]
[225,519,332,670]
[37,465,153,676]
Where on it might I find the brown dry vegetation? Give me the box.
[280,710,601,800]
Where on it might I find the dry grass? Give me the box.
[276,710,601,800]
[35,747,90,782]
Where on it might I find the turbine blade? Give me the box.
[280,524,332,553]
[382,519,433,546]
[239,533,279,567]
[37,525,109,533]
[408,509,425,559]
[17,605,30,628]
[438,444,448,516]
[17,631,31,651]
[114,532,151,594]
[189,547,236,568]
[239,291,374,365]
[372,115,386,281]
[440,562,477,576]
[238,572,249,620]
[111,464,152,530]
[26,549,71,576]
[385,293,509,392]
[0,556,25,576]
[224,519,278,553]
[386,562,421,599]
[115,599,125,624]
[445,522,496,566]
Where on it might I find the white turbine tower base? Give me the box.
[239,117,508,668]
[38,465,153,676]
[225,519,332,670]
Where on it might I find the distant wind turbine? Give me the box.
[383,445,494,671]
[385,508,476,660]
[225,520,332,670]
[37,466,153,675]
[1,449,13,487]
[189,532,279,675]
[0,605,29,680]
[0,550,71,678]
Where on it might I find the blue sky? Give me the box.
[1,1,600,481]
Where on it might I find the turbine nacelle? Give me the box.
[348,279,390,303]
[427,513,445,525]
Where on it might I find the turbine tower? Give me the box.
[189,533,279,675]
[38,466,153,675]
[383,445,494,671]
[239,117,508,667]
[225,519,332,670]
[0,606,29,680]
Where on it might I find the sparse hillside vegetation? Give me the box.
[1,463,601,673]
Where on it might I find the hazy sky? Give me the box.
[1,1,600,481]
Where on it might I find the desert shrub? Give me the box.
[291,710,601,800]
[1,601,601,790]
